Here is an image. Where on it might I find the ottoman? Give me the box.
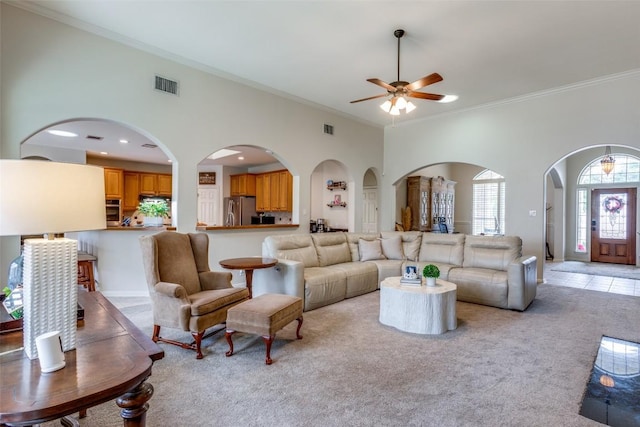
[225,293,303,365]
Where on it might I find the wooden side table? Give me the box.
[0,291,164,426]
[219,257,277,298]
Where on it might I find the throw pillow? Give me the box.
[358,238,385,261]
[380,235,405,260]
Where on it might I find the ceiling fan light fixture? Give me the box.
[405,101,416,113]
[389,106,401,116]
[380,100,392,112]
[395,96,408,109]
[438,95,459,103]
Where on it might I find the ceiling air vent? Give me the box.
[323,124,334,135]
[141,143,158,149]
[155,75,179,95]
[86,135,103,141]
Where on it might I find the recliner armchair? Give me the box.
[139,231,249,359]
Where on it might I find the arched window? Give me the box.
[578,153,640,185]
[575,153,640,253]
[472,169,505,235]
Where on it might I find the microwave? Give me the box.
[105,199,121,226]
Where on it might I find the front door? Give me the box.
[591,188,636,264]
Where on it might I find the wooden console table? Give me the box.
[0,290,164,426]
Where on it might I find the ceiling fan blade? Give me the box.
[404,73,443,92]
[407,92,445,101]
[350,93,389,104]
[366,78,397,92]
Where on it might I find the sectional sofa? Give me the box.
[252,231,537,312]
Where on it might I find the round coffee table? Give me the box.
[219,257,277,298]
[379,276,457,334]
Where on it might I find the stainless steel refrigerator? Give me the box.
[223,196,257,226]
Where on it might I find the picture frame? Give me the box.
[199,172,216,185]
[404,265,417,279]
[438,222,448,233]
[334,194,342,205]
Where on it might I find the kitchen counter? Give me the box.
[106,226,176,231]
[196,224,299,231]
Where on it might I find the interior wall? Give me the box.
[383,72,640,278]
[0,4,383,275]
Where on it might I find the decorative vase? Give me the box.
[144,216,163,227]
[426,277,437,287]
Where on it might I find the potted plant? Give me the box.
[422,264,440,287]
[138,200,170,227]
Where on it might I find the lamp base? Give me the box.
[23,238,78,359]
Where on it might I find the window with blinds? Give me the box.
[472,170,505,235]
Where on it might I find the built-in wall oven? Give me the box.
[105,199,122,226]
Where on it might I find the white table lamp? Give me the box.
[0,160,106,359]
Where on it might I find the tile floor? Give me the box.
[543,263,640,297]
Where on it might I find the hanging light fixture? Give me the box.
[379,95,416,116]
[601,146,615,175]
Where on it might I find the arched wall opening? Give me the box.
[197,144,297,227]
[311,159,351,232]
[544,144,640,271]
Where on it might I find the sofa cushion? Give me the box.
[381,231,422,261]
[365,259,404,283]
[263,235,319,268]
[303,267,347,311]
[311,233,351,267]
[326,262,379,298]
[418,233,465,266]
[462,235,522,271]
[346,233,380,261]
[358,238,385,261]
[379,235,405,260]
[448,267,509,308]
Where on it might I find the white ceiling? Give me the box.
[17,0,640,165]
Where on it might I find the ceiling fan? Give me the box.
[350,29,446,115]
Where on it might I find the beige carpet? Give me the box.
[43,284,639,426]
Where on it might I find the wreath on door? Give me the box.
[603,195,624,226]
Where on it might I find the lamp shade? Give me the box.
[0,160,106,236]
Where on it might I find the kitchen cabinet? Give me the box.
[104,168,124,199]
[406,175,456,232]
[230,173,256,196]
[123,172,141,210]
[255,170,292,212]
[139,173,172,197]
[156,174,172,196]
[139,173,157,195]
[256,174,267,211]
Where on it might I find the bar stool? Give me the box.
[77,251,97,292]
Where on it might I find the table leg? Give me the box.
[245,269,254,298]
[115,380,154,427]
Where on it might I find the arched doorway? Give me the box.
[545,145,640,268]
[197,145,294,227]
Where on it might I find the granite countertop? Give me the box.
[196,224,299,231]
[105,226,176,231]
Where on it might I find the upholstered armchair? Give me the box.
[139,231,249,359]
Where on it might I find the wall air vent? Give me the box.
[323,124,334,135]
[86,135,103,141]
[141,143,158,149]
[155,75,179,95]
